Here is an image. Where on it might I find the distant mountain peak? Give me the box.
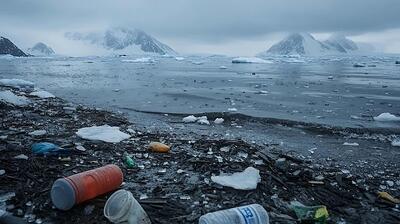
[65,27,176,55]
[27,42,55,56]
[0,36,28,57]
[261,32,362,56]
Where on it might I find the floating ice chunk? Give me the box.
[211,167,261,190]
[214,118,224,124]
[343,142,359,146]
[182,115,210,125]
[228,108,237,112]
[219,66,227,69]
[392,139,400,147]
[0,90,31,106]
[28,130,47,136]
[29,90,55,98]
[76,125,131,143]
[0,79,34,89]
[374,113,400,122]
[175,57,185,61]
[232,57,273,64]
[197,116,210,125]
[122,57,154,63]
[191,61,204,65]
[182,115,197,123]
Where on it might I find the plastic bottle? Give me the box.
[199,204,269,224]
[104,189,151,224]
[51,164,123,211]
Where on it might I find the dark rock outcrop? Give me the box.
[0,36,27,57]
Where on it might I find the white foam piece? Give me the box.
[211,167,261,190]
[76,125,130,143]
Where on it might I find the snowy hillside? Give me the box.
[323,34,358,53]
[27,42,55,56]
[65,27,176,55]
[260,33,364,56]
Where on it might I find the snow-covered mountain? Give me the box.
[260,33,364,56]
[65,27,176,55]
[27,42,55,56]
[0,36,27,57]
[323,34,358,53]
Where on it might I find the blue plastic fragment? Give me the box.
[31,142,69,155]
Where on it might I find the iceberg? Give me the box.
[0,90,31,106]
[232,57,273,64]
[0,79,34,89]
[29,90,55,98]
[211,167,261,190]
[76,125,131,143]
[373,113,400,122]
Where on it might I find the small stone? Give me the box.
[28,130,47,136]
[177,169,185,174]
[219,147,230,152]
[180,195,191,200]
[76,145,86,151]
[84,205,95,215]
[315,175,325,181]
[139,194,148,200]
[0,170,5,176]
[0,135,7,140]
[158,168,167,174]
[386,180,395,187]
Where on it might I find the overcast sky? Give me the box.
[1,0,400,56]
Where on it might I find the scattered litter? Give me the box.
[199,204,269,224]
[0,79,34,89]
[343,142,359,146]
[75,145,86,151]
[290,201,329,224]
[211,167,261,190]
[28,130,47,136]
[104,189,151,224]
[0,170,5,176]
[0,90,31,106]
[51,165,123,210]
[29,90,55,98]
[14,154,28,160]
[32,142,69,155]
[373,113,400,122]
[148,142,170,153]
[378,192,400,204]
[214,118,224,124]
[76,125,130,143]
[124,152,136,168]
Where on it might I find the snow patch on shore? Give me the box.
[30,90,55,98]
[0,79,35,89]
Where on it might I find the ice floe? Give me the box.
[0,90,31,106]
[232,57,273,64]
[29,90,55,98]
[343,142,359,146]
[0,79,34,89]
[76,125,131,143]
[214,118,224,124]
[122,57,154,63]
[182,115,210,125]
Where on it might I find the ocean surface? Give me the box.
[1,54,400,167]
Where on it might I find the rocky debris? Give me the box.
[0,85,399,223]
[0,36,28,57]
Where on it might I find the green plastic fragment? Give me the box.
[290,201,329,224]
[124,152,135,168]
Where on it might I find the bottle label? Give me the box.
[237,206,258,224]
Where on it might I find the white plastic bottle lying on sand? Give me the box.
[199,204,269,224]
[104,189,151,224]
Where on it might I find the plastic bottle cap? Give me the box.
[51,178,76,211]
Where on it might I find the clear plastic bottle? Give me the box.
[199,204,269,224]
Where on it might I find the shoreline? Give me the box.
[1,85,400,223]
